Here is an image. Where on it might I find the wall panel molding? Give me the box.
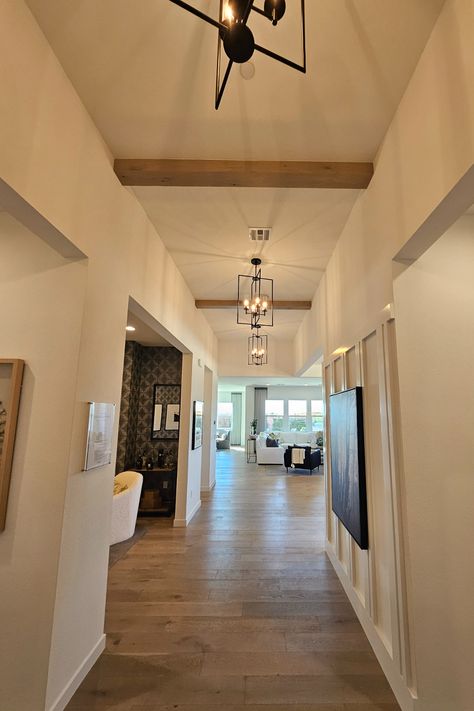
[324,317,416,710]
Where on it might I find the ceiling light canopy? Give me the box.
[169,0,306,109]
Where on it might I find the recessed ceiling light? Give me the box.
[126,325,136,332]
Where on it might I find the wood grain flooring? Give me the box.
[67,449,400,710]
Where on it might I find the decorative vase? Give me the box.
[145,455,154,470]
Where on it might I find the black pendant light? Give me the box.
[169,0,306,109]
[237,258,274,329]
[248,329,268,366]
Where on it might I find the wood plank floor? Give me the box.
[67,448,400,710]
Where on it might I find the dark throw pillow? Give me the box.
[266,437,279,447]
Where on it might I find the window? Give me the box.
[311,399,324,432]
[265,399,284,432]
[288,400,307,432]
[217,402,232,429]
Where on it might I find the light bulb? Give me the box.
[243,298,249,307]
[255,296,260,304]
[262,301,268,310]
[224,3,234,22]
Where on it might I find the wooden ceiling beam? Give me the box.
[195,300,312,310]
[114,159,373,189]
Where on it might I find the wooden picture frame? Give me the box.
[0,359,25,532]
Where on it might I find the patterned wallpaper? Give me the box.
[116,342,182,473]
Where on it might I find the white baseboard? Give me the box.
[326,545,416,711]
[174,498,201,527]
[201,479,216,493]
[48,634,106,711]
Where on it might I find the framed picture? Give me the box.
[329,387,368,549]
[84,402,116,471]
[153,403,163,431]
[165,403,180,431]
[0,359,24,532]
[151,384,181,440]
[192,400,203,450]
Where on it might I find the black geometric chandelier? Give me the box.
[169,0,306,109]
[237,258,274,328]
[248,331,268,366]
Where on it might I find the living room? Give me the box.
[217,374,324,473]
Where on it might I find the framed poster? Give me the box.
[192,400,203,450]
[165,403,180,431]
[153,403,163,432]
[329,387,368,549]
[84,402,116,471]
[0,359,24,532]
[151,384,180,440]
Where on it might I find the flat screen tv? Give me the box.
[329,386,368,549]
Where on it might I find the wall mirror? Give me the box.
[0,359,24,531]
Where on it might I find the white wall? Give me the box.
[324,320,413,709]
[394,214,474,711]
[201,366,217,492]
[0,213,87,711]
[293,1,474,708]
[295,0,474,367]
[0,3,218,709]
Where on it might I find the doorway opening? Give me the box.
[111,303,185,559]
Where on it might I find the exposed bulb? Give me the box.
[223,3,234,22]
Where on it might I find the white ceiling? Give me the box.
[218,375,322,390]
[25,0,444,342]
[125,313,171,347]
[132,185,358,339]
[26,0,444,161]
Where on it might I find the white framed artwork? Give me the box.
[84,402,116,471]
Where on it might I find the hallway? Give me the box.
[67,449,399,710]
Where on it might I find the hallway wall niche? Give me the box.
[116,341,182,473]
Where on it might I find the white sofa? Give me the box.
[256,434,285,464]
[255,431,319,465]
[278,431,318,448]
[110,470,143,545]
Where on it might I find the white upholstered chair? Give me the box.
[110,470,143,545]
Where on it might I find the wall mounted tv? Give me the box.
[329,386,368,549]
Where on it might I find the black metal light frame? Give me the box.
[248,330,268,366]
[169,0,306,109]
[237,258,274,328]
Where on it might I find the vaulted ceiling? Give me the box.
[26,0,445,341]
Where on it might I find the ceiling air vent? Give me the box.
[249,227,271,242]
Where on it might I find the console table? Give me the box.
[134,467,176,516]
